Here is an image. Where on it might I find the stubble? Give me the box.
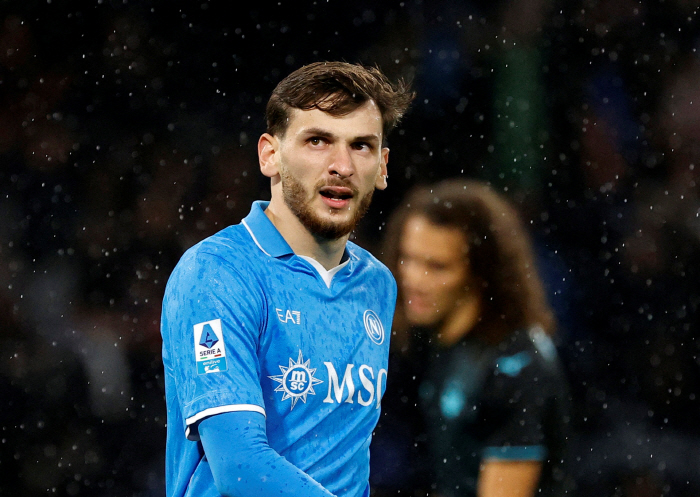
[280,167,374,240]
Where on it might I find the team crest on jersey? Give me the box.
[363,310,385,345]
[269,350,323,410]
[194,319,228,374]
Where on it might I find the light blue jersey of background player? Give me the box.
[161,201,396,496]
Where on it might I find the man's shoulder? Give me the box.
[169,223,260,283]
[489,327,566,385]
[184,224,255,263]
[346,241,393,278]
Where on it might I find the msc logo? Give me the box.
[269,350,323,410]
[270,352,388,410]
[288,370,308,391]
[363,310,385,345]
[323,363,387,408]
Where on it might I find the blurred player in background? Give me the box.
[160,61,414,497]
[376,178,572,497]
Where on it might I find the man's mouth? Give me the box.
[404,293,431,310]
[319,186,354,208]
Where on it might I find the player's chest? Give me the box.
[420,347,493,425]
[259,286,390,412]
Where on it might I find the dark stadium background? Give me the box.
[1,0,699,495]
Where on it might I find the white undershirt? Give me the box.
[298,255,349,288]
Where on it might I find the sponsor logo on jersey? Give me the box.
[363,310,385,345]
[496,351,532,377]
[194,319,228,374]
[269,350,323,409]
[276,308,301,324]
[323,362,387,409]
[269,352,388,410]
[440,380,466,419]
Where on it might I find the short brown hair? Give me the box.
[382,178,556,346]
[265,61,415,142]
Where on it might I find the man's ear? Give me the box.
[375,147,389,190]
[258,133,280,178]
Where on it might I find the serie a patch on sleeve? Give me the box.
[194,318,228,374]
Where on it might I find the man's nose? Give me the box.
[328,146,354,178]
[401,261,428,289]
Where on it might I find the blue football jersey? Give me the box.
[161,201,396,497]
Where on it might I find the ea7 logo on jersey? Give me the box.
[269,350,323,410]
[194,319,228,374]
[276,308,301,325]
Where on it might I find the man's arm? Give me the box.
[198,410,336,497]
[477,460,542,497]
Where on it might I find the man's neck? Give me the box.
[436,292,482,347]
[264,202,348,270]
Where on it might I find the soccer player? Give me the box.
[378,178,572,497]
[160,61,414,497]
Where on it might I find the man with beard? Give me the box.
[160,62,414,497]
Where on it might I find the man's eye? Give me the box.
[353,142,371,151]
[428,262,447,271]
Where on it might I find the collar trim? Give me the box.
[242,218,270,256]
[242,201,294,258]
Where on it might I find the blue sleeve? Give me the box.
[199,411,336,497]
[162,249,267,440]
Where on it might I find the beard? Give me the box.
[280,167,374,240]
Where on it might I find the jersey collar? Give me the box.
[241,200,295,258]
[242,200,352,268]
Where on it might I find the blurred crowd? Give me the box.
[1,0,699,495]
